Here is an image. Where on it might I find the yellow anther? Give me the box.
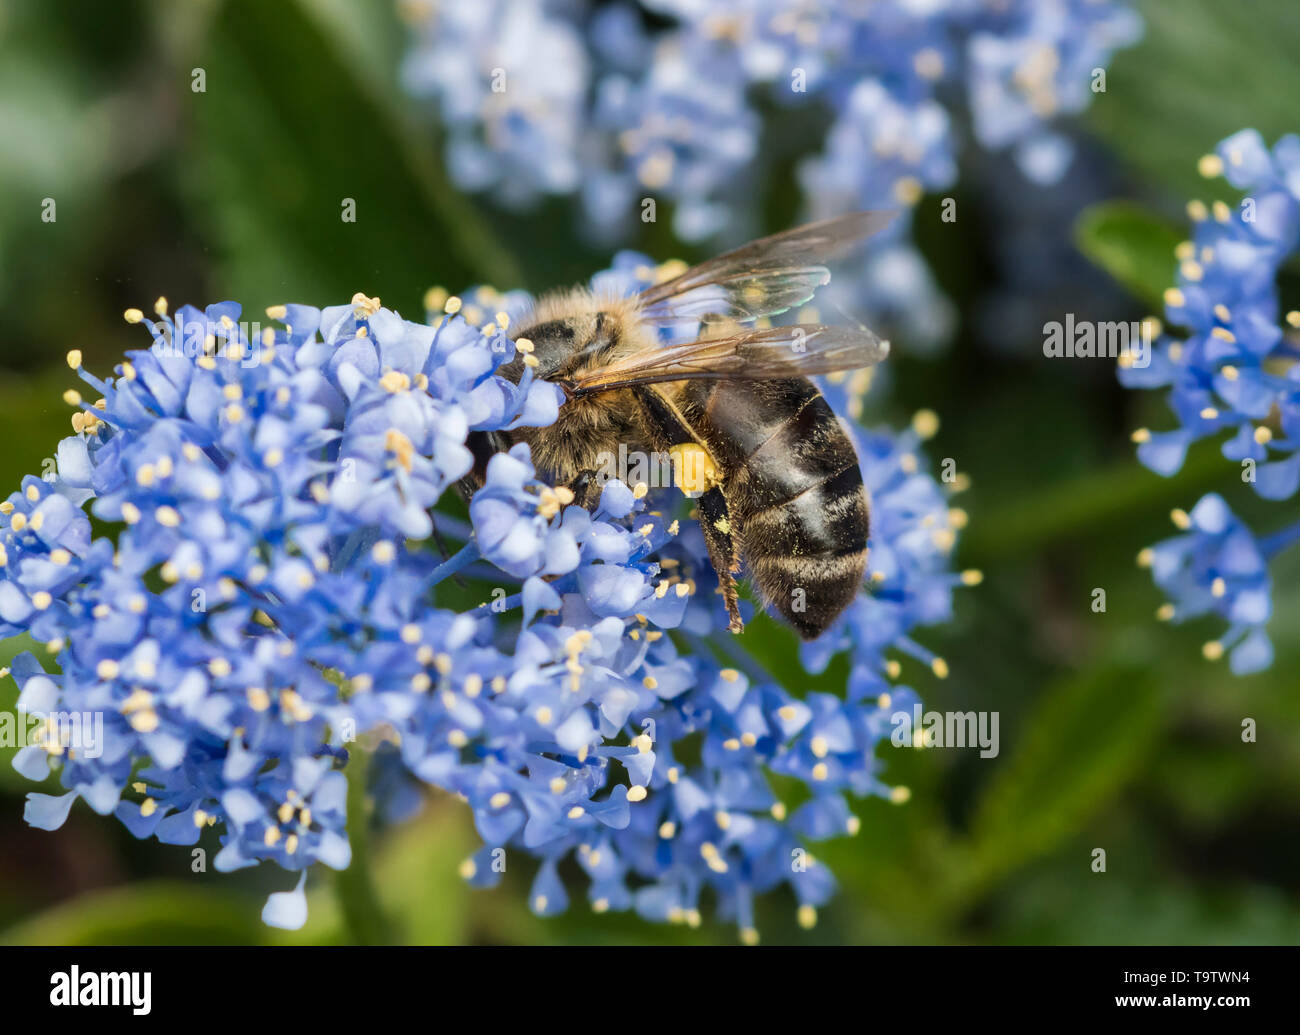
[380,370,411,393]
[893,176,923,205]
[351,292,381,318]
[385,428,415,472]
[911,409,940,439]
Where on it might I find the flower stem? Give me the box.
[429,542,480,586]
[1260,517,1300,558]
[335,746,393,945]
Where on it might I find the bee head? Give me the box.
[509,309,618,384]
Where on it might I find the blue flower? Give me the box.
[400,0,1141,344]
[1121,130,1300,674]
[1141,494,1281,676]
[7,258,970,939]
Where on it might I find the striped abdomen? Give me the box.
[681,378,869,639]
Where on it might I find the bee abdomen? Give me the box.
[714,382,868,639]
[684,378,871,638]
[742,462,869,639]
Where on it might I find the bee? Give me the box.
[464,212,894,639]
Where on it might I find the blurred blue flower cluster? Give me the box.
[401,0,1141,346]
[1122,129,1300,675]
[4,260,969,938]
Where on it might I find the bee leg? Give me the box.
[564,469,605,512]
[697,487,743,634]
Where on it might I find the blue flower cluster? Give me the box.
[6,260,969,939]
[400,0,1141,345]
[1122,129,1300,675]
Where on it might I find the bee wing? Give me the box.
[636,211,896,325]
[568,324,889,396]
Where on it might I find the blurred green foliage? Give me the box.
[1,0,1299,945]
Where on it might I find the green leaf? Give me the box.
[0,883,268,946]
[364,802,477,945]
[181,0,520,317]
[961,663,1164,894]
[1089,0,1300,198]
[1074,201,1182,312]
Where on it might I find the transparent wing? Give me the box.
[636,211,896,326]
[568,324,889,396]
